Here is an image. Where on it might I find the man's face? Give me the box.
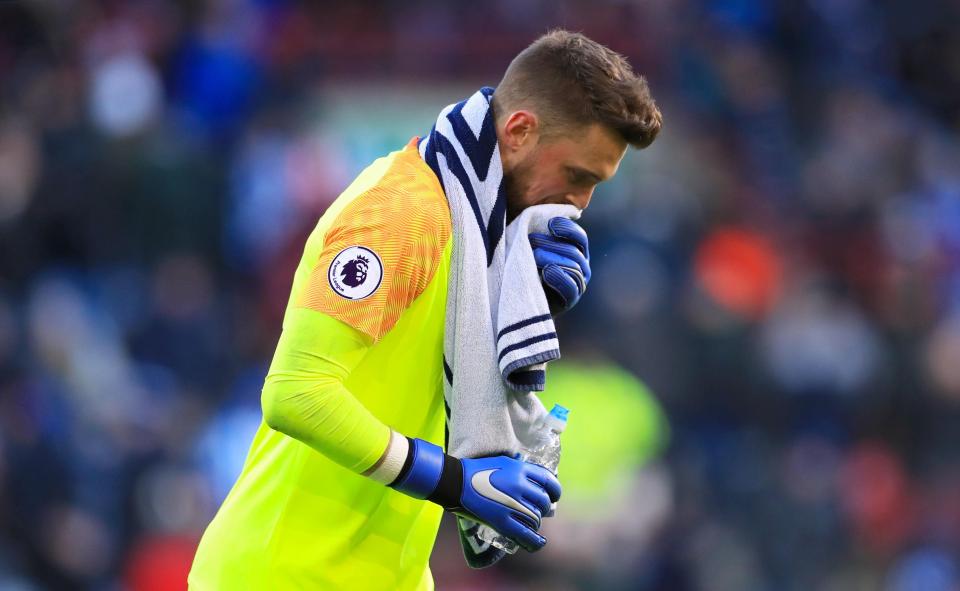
[502,121,628,222]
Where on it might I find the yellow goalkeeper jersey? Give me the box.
[189,139,452,590]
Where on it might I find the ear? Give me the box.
[500,110,539,152]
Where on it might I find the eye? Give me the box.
[567,169,589,186]
[567,167,600,188]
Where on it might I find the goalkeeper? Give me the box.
[188,30,660,590]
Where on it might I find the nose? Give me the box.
[567,188,594,210]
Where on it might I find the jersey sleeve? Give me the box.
[296,182,451,343]
[261,307,391,473]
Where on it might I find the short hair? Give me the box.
[493,29,662,149]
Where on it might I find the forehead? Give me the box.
[543,123,628,178]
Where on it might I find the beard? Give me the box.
[503,152,536,224]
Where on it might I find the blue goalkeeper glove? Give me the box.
[529,217,591,314]
[389,438,561,552]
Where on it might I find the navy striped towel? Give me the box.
[419,86,579,459]
[420,86,579,568]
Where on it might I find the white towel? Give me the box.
[445,203,580,458]
[418,87,580,460]
[419,86,581,568]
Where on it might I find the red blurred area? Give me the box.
[694,227,783,320]
[124,536,199,591]
[840,443,915,557]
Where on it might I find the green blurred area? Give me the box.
[538,359,669,511]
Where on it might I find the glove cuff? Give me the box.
[426,453,463,509]
[387,437,464,508]
[389,437,446,499]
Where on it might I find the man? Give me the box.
[188,29,661,590]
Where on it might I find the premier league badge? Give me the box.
[328,246,383,300]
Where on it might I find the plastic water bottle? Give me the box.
[477,404,569,554]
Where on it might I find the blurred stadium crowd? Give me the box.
[2,1,960,589]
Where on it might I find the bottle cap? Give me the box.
[545,404,569,432]
[548,404,569,422]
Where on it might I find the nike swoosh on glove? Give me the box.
[529,217,591,314]
[390,438,561,552]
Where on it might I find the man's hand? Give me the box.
[389,438,561,552]
[529,217,591,314]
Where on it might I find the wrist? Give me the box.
[362,430,410,484]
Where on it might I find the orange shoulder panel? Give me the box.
[297,150,451,343]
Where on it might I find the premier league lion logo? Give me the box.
[340,255,369,287]
[329,246,381,300]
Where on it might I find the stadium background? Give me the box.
[2,1,960,589]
